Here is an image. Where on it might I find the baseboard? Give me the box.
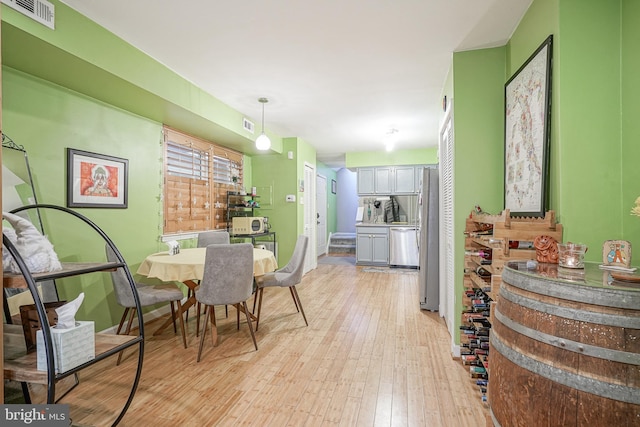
[451,342,461,359]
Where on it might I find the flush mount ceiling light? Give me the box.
[255,97,271,151]
[385,128,399,152]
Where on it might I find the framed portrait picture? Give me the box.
[504,35,553,217]
[331,179,337,194]
[67,148,128,208]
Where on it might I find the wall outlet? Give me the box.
[286,195,296,202]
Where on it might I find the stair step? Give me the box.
[329,243,356,248]
[330,238,356,244]
[327,232,356,255]
[329,248,356,255]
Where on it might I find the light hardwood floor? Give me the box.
[52,262,488,426]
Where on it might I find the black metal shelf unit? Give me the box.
[2,204,144,426]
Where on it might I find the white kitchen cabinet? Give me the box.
[356,226,389,265]
[357,165,421,195]
[393,166,417,194]
[374,167,392,194]
[357,167,375,194]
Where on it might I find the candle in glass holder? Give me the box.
[558,243,587,269]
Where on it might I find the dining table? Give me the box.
[136,247,278,335]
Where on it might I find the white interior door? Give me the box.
[439,101,455,341]
[303,163,316,272]
[316,174,327,256]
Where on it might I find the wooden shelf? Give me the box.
[470,272,491,290]
[3,262,120,289]
[3,324,139,384]
[461,208,563,407]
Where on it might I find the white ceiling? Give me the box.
[59,0,532,167]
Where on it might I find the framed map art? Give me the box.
[504,35,553,217]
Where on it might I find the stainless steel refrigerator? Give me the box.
[418,168,439,311]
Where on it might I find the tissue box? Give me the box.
[36,321,95,373]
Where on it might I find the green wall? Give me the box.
[506,0,631,259]
[621,0,640,243]
[251,136,317,264]
[451,46,507,345]
[3,67,166,329]
[345,147,438,168]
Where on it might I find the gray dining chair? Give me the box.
[193,230,231,334]
[197,230,230,247]
[106,246,187,364]
[195,243,257,362]
[254,235,308,331]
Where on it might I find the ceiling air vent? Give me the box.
[2,0,55,29]
[243,118,255,134]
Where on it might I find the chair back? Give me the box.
[197,231,230,247]
[280,235,308,283]
[197,243,254,306]
[105,245,137,308]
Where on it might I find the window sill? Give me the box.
[160,232,198,242]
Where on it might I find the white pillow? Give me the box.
[2,212,62,274]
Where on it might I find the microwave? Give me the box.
[232,217,265,235]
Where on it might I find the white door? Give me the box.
[303,163,316,273]
[439,101,455,340]
[316,174,328,256]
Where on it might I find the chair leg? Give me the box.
[255,287,264,331]
[175,300,188,349]
[196,302,201,337]
[241,301,258,351]
[289,287,300,312]
[197,305,210,362]
[290,286,308,326]
[115,308,130,335]
[170,302,177,333]
[117,309,136,365]
[210,306,217,346]
[236,304,241,330]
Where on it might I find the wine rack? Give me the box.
[461,209,563,406]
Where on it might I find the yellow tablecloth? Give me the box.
[137,247,278,281]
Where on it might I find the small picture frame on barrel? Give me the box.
[602,240,632,269]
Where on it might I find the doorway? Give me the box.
[303,162,316,273]
[316,174,327,256]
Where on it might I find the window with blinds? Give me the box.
[163,127,243,234]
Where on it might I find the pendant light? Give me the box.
[255,97,271,150]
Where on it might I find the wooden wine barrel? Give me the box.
[488,263,640,427]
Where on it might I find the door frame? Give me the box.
[316,174,328,257]
[303,162,317,273]
[439,99,456,351]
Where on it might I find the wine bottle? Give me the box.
[475,266,492,277]
[509,240,534,249]
[465,249,492,259]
